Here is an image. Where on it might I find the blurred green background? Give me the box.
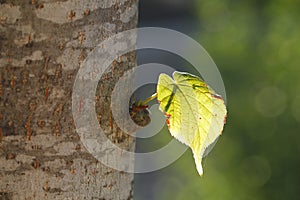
[135,0,300,199]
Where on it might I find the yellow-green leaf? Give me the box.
[157,71,227,176]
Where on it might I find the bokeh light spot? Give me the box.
[238,156,271,187]
[255,86,287,117]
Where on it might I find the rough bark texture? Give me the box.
[0,0,138,199]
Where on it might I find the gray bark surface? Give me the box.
[0,0,138,199]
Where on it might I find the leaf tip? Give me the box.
[196,162,204,176]
[194,157,204,176]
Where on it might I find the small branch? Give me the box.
[141,93,158,106]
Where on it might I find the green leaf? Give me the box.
[157,71,227,176]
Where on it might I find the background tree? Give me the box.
[0,0,138,199]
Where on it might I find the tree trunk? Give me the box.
[0,0,138,199]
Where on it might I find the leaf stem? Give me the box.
[141,93,158,106]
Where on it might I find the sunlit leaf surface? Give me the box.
[157,71,227,175]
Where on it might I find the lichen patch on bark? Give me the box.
[56,48,82,71]
[120,4,138,23]
[13,24,49,47]
[0,4,21,24]
[0,50,43,67]
[66,23,117,48]
[35,0,125,24]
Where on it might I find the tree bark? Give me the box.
[0,0,138,199]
